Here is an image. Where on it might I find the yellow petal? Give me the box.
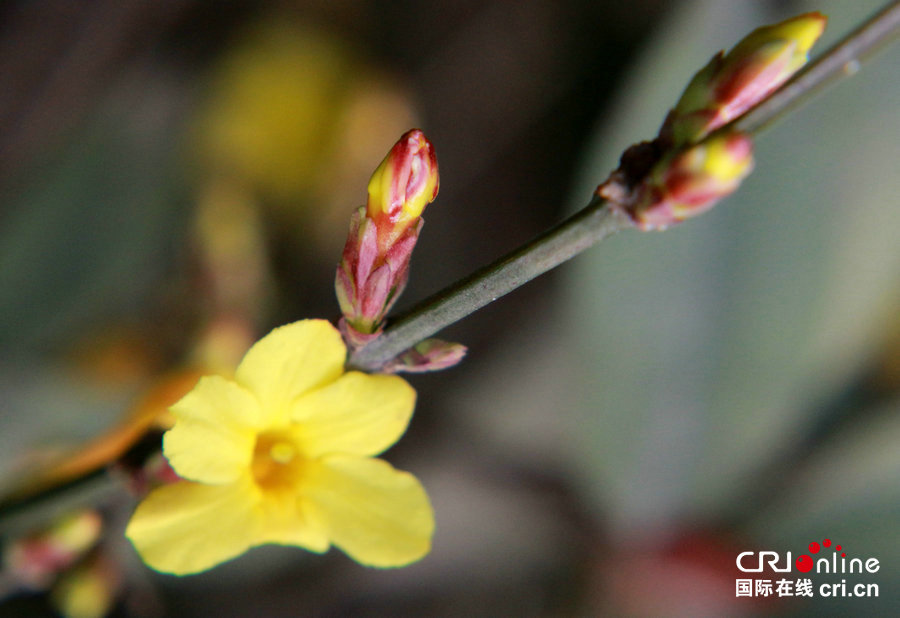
[235,320,346,422]
[304,455,434,567]
[164,376,260,483]
[125,479,260,575]
[254,488,330,551]
[292,372,416,457]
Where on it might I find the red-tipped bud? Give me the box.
[667,12,827,145]
[629,131,754,230]
[366,129,439,250]
[336,130,440,346]
[3,510,103,590]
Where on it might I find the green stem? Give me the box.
[349,196,632,371]
[350,1,900,372]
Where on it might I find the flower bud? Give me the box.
[337,130,439,346]
[383,338,468,373]
[51,555,119,618]
[630,131,754,231]
[667,12,826,145]
[3,510,103,590]
[366,129,439,250]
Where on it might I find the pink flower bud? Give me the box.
[3,510,103,590]
[336,130,440,346]
[667,12,827,145]
[366,129,439,252]
[336,207,422,340]
[630,131,754,231]
[382,339,468,373]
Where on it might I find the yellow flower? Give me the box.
[125,320,433,575]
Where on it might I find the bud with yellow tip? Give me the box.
[629,131,755,231]
[3,510,103,590]
[51,555,119,618]
[666,12,827,145]
[336,130,439,346]
[366,129,439,252]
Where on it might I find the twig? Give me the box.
[348,196,631,371]
[349,0,900,372]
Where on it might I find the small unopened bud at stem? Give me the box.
[382,338,467,373]
[630,131,754,231]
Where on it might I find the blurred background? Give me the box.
[0,0,898,615]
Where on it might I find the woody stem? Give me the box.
[348,195,630,371]
[348,0,900,372]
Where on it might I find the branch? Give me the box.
[348,195,631,371]
[349,0,900,372]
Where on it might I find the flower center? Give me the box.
[251,432,303,492]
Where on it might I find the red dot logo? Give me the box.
[796,555,814,573]
[823,539,831,548]
[808,542,820,553]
